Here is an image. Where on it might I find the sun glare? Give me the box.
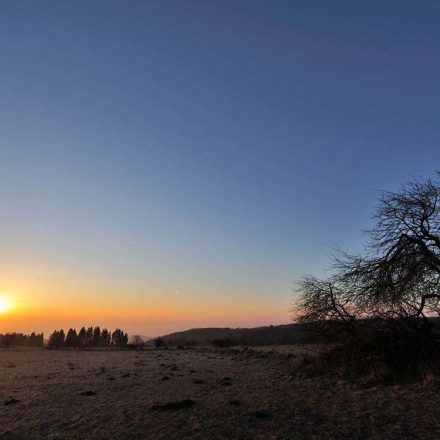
[0,297,11,313]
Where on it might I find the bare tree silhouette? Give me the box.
[295,173,440,333]
[130,335,144,346]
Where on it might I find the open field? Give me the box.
[1,346,440,439]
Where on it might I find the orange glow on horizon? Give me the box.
[0,265,290,336]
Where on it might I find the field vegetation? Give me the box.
[2,345,440,439]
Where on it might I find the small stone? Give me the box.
[80,391,96,396]
[253,410,270,419]
[4,397,19,406]
[151,399,196,411]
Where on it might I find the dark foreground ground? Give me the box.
[1,346,440,439]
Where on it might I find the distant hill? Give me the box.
[161,323,316,346]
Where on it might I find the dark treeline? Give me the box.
[161,324,317,347]
[48,326,128,349]
[0,332,44,348]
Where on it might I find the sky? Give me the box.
[1,0,440,336]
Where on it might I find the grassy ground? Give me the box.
[1,346,440,439]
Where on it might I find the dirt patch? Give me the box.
[151,399,196,411]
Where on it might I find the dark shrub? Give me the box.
[154,337,166,349]
[298,326,440,384]
[211,338,232,348]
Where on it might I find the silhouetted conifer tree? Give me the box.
[64,328,77,347]
[26,332,44,347]
[0,332,43,347]
[101,328,110,346]
[5,326,128,350]
[92,326,101,346]
[111,328,128,347]
[85,326,94,347]
[77,327,86,348]
[48,330,65,349]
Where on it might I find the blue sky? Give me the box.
[1,1,440,333]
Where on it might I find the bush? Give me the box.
[211,338,232,348]
[297,326,440,385]
[154,337,166,349]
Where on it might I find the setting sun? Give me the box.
[0,297,11,313]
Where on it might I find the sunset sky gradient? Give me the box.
[2,0,440,335]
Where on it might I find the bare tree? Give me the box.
[294,173,440,332]
[130,335,144,346]
[295,276,357,331]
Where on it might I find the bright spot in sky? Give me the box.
[0,297,11,313]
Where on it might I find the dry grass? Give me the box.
[1,346,440,439]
